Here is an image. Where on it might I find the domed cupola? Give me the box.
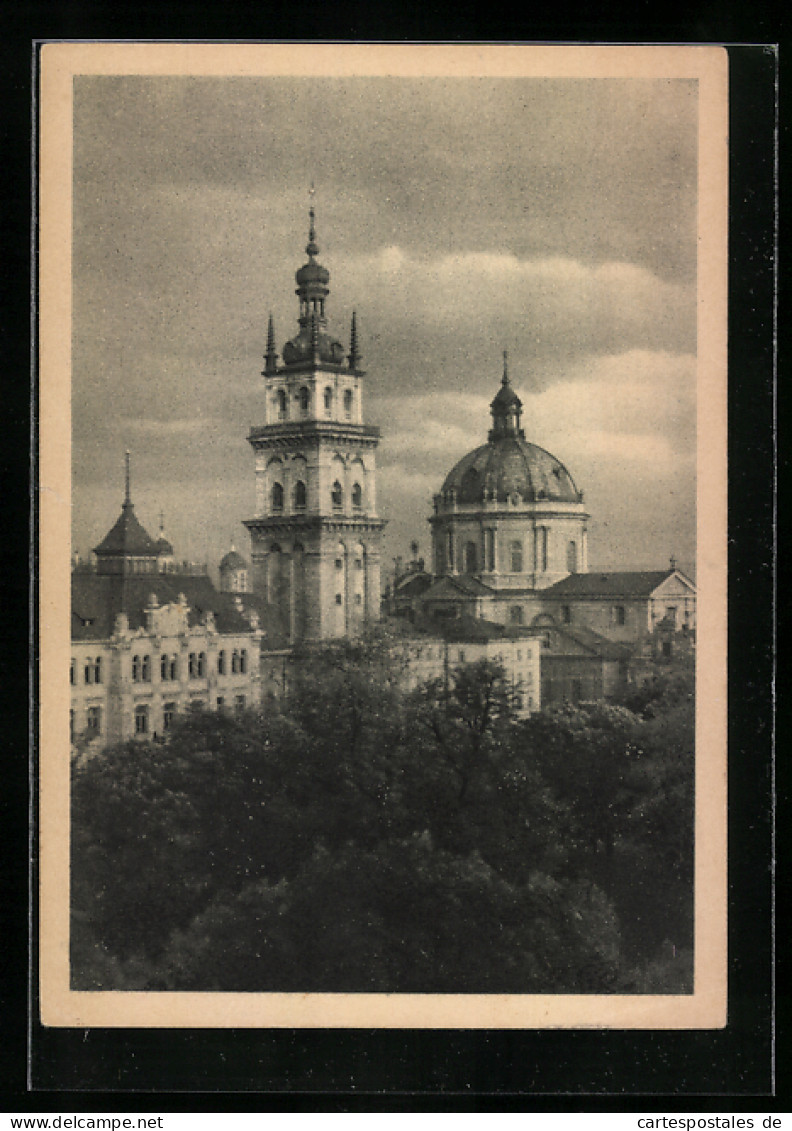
[281,208,347,367]
[489,351,525,440]
[438,354,582,506]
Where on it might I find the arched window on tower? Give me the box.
[351,482,362,511]
[299,386,310,416]
[567,540,578,573]
[344,389,353,419]
[271,481,284,513]
[293,480,307,511]
[331,481,343,511]
[465,541,478,573]
[510,540,523,573]
[323,387,333,416]
[276,388,287,421]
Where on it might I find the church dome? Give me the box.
[439,354,581,505]
[220,548,248,571]
[441,436,580,504]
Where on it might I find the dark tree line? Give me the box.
[71,637,694,993]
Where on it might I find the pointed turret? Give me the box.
[348,310,360,370]
[93,452,160,575]
[264,313,278,375]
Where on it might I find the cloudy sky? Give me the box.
[72,74,697,578]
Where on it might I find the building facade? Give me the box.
[71,465,261,753]
[244,211,385,642]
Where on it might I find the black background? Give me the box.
[0,5,780,1111]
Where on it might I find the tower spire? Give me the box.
[348,310,360,369]
[264,312,278,374]
[124,450,131,506]
[489,353,524,441]
[502,349,510,385]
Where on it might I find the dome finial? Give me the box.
[502,349,510,386]
[306,184,319,258]
[124,449,131,505]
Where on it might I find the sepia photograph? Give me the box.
[39,43,728,1029]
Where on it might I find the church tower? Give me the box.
[244,209,385,641]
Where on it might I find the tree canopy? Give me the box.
[71,640,694,993]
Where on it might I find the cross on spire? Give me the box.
[124,450,131,505]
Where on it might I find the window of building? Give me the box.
[132,655,140,682]
[335,593,343,605]
[509,605,524,625]
[86,706,102,734]
[217,650,226,675]
[612,605,626,626]
[323,386,333,415]
[160,654,168,680]
[163,702,176,731]
[70,659,75,685]
[571,679,582,703]
[335,557,344,570]
[235,694,246,713]
[567,540,578,573]
[446,531,455,571]
[298,386,310,415]
[662,641,673,658]
[539,528,548,572]
[562,605,572,624]
[216,696,225,710]
[344,389,353,418]
[331,481,343,511]
[510,540,523,573]
[134,705,149,735]
[141,655,151,682]
[542,632,551,649]
[239,649,247,675]
[484,529,495,572]
[69,709,74,743]
[354,558,363,570]
[169,655,178,681]
[351,482,362,510]
[271,481,284,513]
[354,593,362,606]
[197,652,206,677]
[276,388,287,420]
[464,541,478,573]
[458,649,466,662]
[188,652,196,678]
[231,649,239,674]
[293,480,307,511]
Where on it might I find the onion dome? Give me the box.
[440,356,582,505]
[219,548,249,572]
[282,206,347,367]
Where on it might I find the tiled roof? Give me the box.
[422,574,494,600]
[71,572,254,641]
[546,623,633,660]
[396,613,535,644]
[93,502,160,557]
[543,570,676,598]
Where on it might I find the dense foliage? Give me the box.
[71,639,694,993]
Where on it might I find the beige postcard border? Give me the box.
[39,42,728,1030]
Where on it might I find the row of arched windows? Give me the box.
[443,532,578,575]
[270,480,363,513]
[275,386,354,421]
[72,657,102,685]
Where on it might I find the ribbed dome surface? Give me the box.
[442,436,580,504]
